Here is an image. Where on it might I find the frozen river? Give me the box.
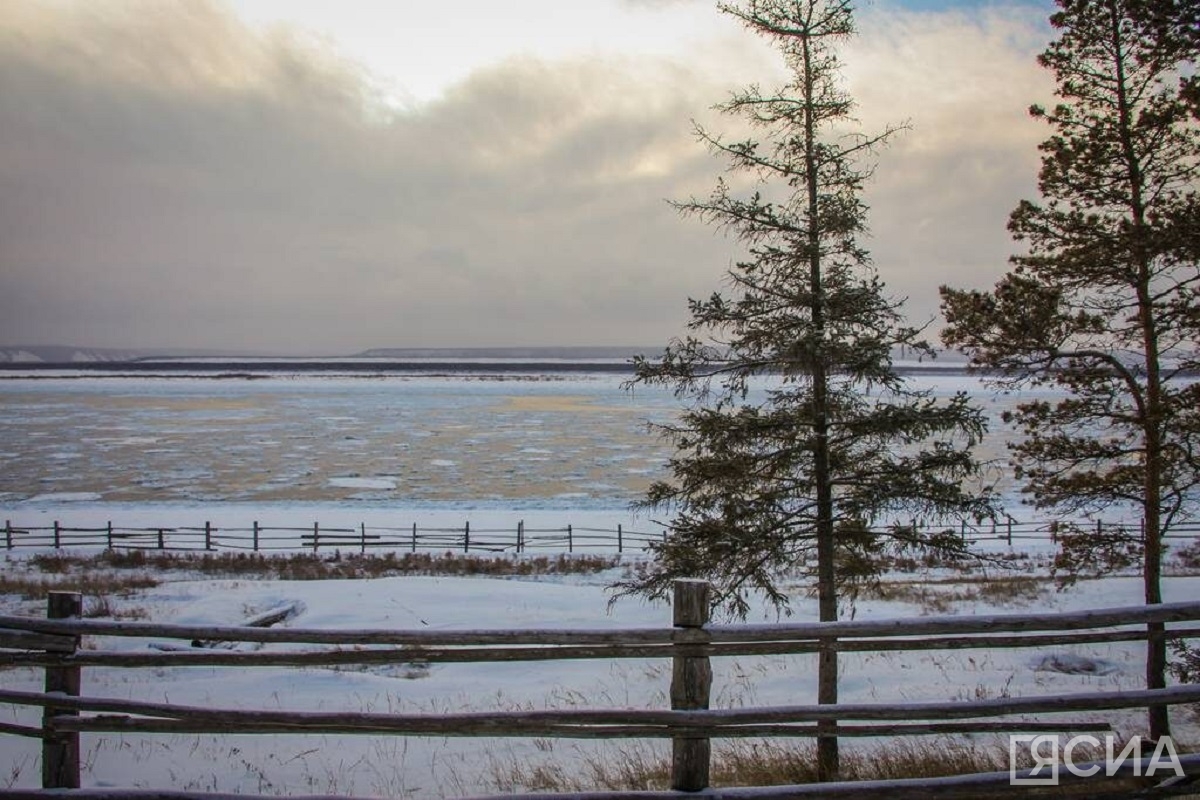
[0,373,684,509]
[0,369,1034,515]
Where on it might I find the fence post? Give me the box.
[43,591,81,789]
[253,521,260,553]
[54,521,61,549]
[517,520,524,554]
[157,529,164,550]
[5,520,11,550]
[412,523,418,553]
[1007,518,1013,547]
[106,521,113,550]
[464,521,470,553]
[312,522,320,554]
[360,523,367,555]
[204,521,212,551]
[671,579,711,792]
[617,524,623,554]
[568,524,573,554]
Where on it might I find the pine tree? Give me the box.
[941,0,1199,741]
[619,0,993,777]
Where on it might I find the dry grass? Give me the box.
[486,742,670,793]
[21,548,623,580]
[0,570,159,602]
[485,737,1194,797]
[864,574,1048,613]
[4,550,624,620]
[714,738,1011,785]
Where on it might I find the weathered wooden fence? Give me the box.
[4,517,1198,555]
[0,520,667,554]
[1,585,1199,798]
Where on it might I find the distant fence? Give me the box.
[3,516,1200,555]
[1,584,1199,797]
[0,519,667,554]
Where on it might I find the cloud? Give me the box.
[832,5,1054,329]
[619,0,707,7]
[0,0,1053,353]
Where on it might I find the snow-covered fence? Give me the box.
[5,517,1199,555]
[2,586,1200,797]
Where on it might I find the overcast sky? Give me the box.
[0,0,1056,355]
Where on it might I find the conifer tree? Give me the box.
[620,0,992,777]
[942,0,1199,740]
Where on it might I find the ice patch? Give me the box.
[328,477,397,490]
[429,459,457,468]
[25,492,104,503]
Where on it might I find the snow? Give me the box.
[22,492,104,503]
[327,477,398,490]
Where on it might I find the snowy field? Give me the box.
[1,370,1197,795]
[1,562,1197,795]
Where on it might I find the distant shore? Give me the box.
[0,359,972,377]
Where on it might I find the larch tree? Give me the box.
[618,0,993,777]
[941,0,1199,741]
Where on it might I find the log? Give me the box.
[190,602,303,649]
[0,642,680,668]
[0,753,1193,800]
[0,721,48,739]
[6,684,1200,730]
[0,627,77,653]
[1,753,1192,800]
[704,600,1200,642]
[6,626,1198,669]
[4,599,1198,649]
[0,614,676,646]
[49,716,1112,739]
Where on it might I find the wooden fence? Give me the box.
[1,584,1199,797]
[0,520,666,554]
[4,517,1198,555]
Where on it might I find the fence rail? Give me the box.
[0,586,1198,797]
[4,517,1200,555]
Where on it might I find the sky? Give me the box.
[0,0,1057,355]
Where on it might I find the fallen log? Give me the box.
[190,601,303,649]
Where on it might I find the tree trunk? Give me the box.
[801,28,839,781]
[1109,1,1169,740]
